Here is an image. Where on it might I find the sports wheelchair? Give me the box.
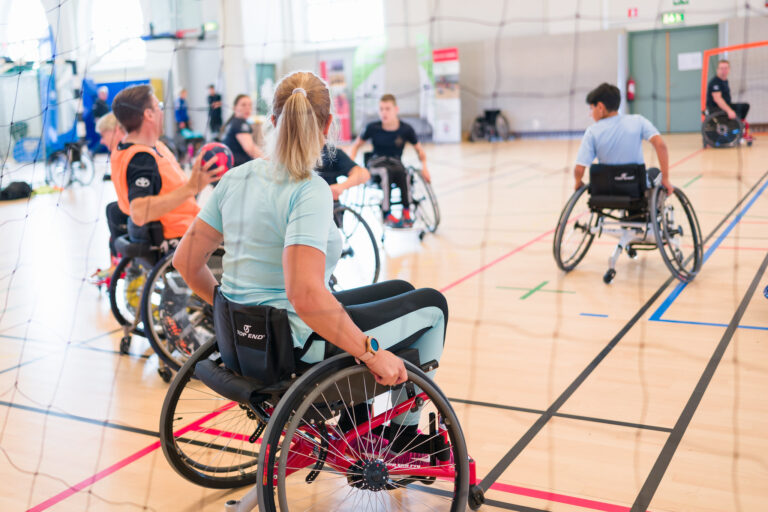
[329,202,381,292]
[108,234,221,381]
[159,292,485,511]
[701,110,750,148]
[554,164,703,284]
[350,153,440,241]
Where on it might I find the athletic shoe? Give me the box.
[385,214,404,228]
[401,209,414,228]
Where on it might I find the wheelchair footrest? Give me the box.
[195,359,265,405]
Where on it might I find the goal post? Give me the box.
[700,40,768,123]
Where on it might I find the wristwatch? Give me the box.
[358,336,379,363]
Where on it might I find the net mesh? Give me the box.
[0,1,766,511]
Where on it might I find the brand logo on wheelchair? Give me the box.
[237,324,265,340]
[614,172,635,182]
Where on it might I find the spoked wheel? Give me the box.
[494,113,510,141]
[108,255,148,337]
[141,251,219,370]
[159,338,267,488]
[331,205,380,291]
[553,185,599,271]
[701,112,742,148]
[469,118,485,142]
[650,187,703,282]
[71,149,95,185]
[257,355,470,512]
[410,168,440,233]
[45,151,70,188]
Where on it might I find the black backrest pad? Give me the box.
[589,163,646,198]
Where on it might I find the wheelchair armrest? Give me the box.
[114,234,159,259]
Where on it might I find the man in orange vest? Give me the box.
[111,85,220,245]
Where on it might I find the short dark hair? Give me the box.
[208,84,215,88]
[586,83,621,112]
[717,59,730,66]
[112,85,154,133]
[379,94,397,106]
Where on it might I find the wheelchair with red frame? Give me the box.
[554,164,703,284]
[159,289,485,511]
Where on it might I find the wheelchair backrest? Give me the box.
[589,164,647,198]
[363,151,373,167]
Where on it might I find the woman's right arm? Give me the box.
[283,244,406,386]
[173,218,224,305]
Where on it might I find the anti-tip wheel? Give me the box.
[119,336,131,355]
[157,366,173,383]
[469,484,486,510]
[603,269,616,284]
[627,247,638,259]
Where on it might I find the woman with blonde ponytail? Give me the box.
[174,71,449,450]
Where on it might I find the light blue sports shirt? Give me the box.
[575,114,660,167]
[198,159,342,347]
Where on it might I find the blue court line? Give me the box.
[580,313,608,318]
[649,176,768,331]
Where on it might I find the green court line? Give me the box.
[520,281,548,299]
[683,174,702,188]
[497,281,577,300]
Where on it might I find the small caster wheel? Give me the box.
[119,336,131,355]
[763,285,768,299]
[603,269,616,284]
[627,247,638,259]
[469,484,485,510]
[747,140,753,147]
[158,366,173,383]
[418,231,426,241]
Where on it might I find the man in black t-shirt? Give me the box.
[316,145,370,200]
[706,60,750,122]
[93,86,110,120]
[207,85,223,136]
[349,94,430,228]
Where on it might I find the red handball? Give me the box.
[199,142,234,177]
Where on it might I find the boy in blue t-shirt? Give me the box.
[574,83,673,196]
[349,94,430,227]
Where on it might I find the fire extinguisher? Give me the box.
[627,77,636,102]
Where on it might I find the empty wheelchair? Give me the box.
[159,293,485,511]
[469,109,510,142]
[554,164,703,284]
[701,110,747,148]
[356,153,440,240]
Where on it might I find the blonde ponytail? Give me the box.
[268,71,332,181]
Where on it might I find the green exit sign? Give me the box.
[673,0,689,5]
[661,11,685,25]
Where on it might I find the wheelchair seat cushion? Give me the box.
[114,234,158,260]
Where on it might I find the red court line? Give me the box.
[489,482,650,512]
[669,147,705,169]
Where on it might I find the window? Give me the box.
[89,0,146,69]
[4,0,49,62]
[294,0,385,50]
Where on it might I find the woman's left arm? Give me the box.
[173,218,224,305]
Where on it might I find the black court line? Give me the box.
[411,484,549,512]
[479,170,768,492]
[630,252,768,512]
[0,399,259,458]
[450,397,672,433]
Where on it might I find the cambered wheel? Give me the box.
[410,168,440,233]
[701,112,742,148]
[45,151,70,188]
[330,205,380,291]
[141,251,218,371]
[469,118,485,142]
[71,148,95,185]
[159,338,266,488]
[650,186,703,283]
[553,185,598,271]
[603,269,616,284]
[494,113,510,141]
[257,355,470,512]
[108,255,147,337]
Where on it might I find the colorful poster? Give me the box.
[352,35,386,136]
[432,47,461,143]
[417,34,435,136]
[322,59,351,142]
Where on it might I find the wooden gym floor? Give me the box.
[1,133,766,511]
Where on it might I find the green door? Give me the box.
[629,25,718,132]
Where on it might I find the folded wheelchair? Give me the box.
[108,234,221,381]
[554,164,703,284]
[159,290,485,511]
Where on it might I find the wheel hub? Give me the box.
[347,459,389,491]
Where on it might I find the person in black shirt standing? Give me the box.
[222,94,262,167]
[706,60,751,131]
[207,85,223,137]
[316,145,370,200]
[349,94,430,228]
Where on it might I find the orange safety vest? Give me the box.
[111,141,199,239]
